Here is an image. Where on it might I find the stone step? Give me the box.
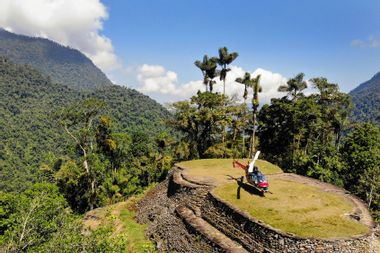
[176,205,249,253]
[201,207,270,253]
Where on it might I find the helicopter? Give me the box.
[232,151,269,193]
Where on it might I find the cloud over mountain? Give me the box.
[0,0,119,71]
[0,1,290,104]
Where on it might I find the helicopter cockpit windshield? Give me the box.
[257,174,266,183]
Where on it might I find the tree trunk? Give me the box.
[367,185,373,208]
[89,179,96,210]
[83,158,89,174]
[250,129,255,158]
[304,138,309,155]
[223,79,226,95]
[335,130,342,151]
[250,112,257,158]
[232,126,237,143]
[242,134,246,158]
[231,126,238,158]
[19,197,40,247]
[64,124,90,174]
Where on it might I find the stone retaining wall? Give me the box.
[136,169,220,253]
[138,167,378,253]
[201,192,378,253]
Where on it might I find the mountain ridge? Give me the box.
[0,56,172,192]
[350,71,380,124]
[351,71,380,93]
[0,28,112,89]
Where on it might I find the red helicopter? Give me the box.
[232,151,269,193]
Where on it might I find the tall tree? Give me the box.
[310,77,352,148]
[340,123,380,209]
[217,47,238,95]
[235,72,251,103]
[250,74,262,156]
[236,72,262,157]
[169,92,228,158]
[0,183,127,252]
[277,73,308,166]
[259,77,352,184]
[278,73,307,102]
[58,99,105,210]
[0,183,71,252]
[194,55,219,92]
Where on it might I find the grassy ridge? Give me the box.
[83,194,156,252]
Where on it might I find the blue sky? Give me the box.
[1,0,380,103]
[102,0,380,88]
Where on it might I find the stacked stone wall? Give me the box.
[137,167,379,253]
[201,192,377,253]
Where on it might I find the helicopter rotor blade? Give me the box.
[248,150,260,173]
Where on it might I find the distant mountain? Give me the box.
[0,30,176,192]
[0,57,173,192]
[0,29,172,136]
[350,72,380,125]
[0,57,76,191]
[0,28,112,89]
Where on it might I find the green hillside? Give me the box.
[350,72,380,125]
[0,28,112,89]
[0,57,76,191]
[83,193,156,252]
[0,57,173,192]
[0,55,172,251]
[87,85,171,134]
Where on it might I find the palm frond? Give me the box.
[235,77,244,83]
[194,60,203,69]
[278,85,289,92]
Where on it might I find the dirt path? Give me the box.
[269,173,376,228]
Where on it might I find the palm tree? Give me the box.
[236,72,262,157]
[195,55,210,92]
[278,73,307,165]
[236,72,251,156]
[250,74,262,157]
[235,72,251,102]
[195,55,219,92]
[278,73,307,101]
[217,47,238,95]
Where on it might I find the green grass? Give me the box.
[177,159,370,239]
[118,203,156,252]
[176,159,282,185]
[83,194,156,252]
[213,179,370,239]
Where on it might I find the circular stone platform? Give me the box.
[176,159,374,239]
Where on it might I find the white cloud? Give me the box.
[137,64,179,94]
[252,68,288,103]
[138,64,166,77]
[136,64,288,104]
[351,35,380,48]
[0,0,120,71]
[0,0,295,104]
